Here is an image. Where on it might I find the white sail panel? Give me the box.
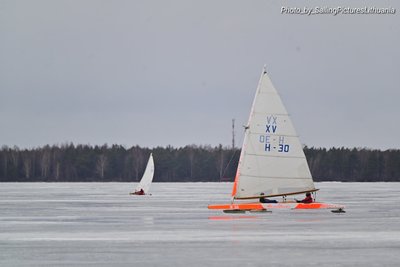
[253,93,288,115]
[238,176,314,197]
[135,153,155,194]
[233,68,315,199]
[240,154,312,179]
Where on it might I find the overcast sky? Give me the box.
[1,0,399,150]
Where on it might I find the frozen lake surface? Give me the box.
[1,182,400,266]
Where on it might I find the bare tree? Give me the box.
[22,154,31,179]
[52,147,61,181]
[40,147,51,179]
[96,154,108,179]
[188,146,195,179]
[10,146,19,170]
[55,162,60,181]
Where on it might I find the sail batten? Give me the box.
[248,133,299,138]
[244,153,306,159]
[240,174,315,180]
[252,112,289,116]
[233,68,315,199]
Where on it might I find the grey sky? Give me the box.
[1,0,399,149]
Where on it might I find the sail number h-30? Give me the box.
[259,115,290,153]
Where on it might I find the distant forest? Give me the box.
[0,144,399,182]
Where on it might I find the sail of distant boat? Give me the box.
[209,66,344,212]
[130,153,154,195]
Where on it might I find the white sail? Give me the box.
[232,67,316,199]
[135,153,155,194]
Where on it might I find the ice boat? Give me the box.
[208,67,345,213]
[130,153,154,195]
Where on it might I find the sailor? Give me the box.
[259,192,277,203]
[296,192,313,203]
[135,189,145,195]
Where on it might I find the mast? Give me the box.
[231,119,235,149]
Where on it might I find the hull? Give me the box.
[208,202,345,211]
[129,192,145,195]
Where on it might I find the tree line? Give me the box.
[0,144,399,182]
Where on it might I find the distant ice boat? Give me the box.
[208,66,345,213]
[130,153,154,196]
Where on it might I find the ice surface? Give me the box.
[1,182,400,266]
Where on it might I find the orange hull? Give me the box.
[208,202,345,211]
[209,203,265,211]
